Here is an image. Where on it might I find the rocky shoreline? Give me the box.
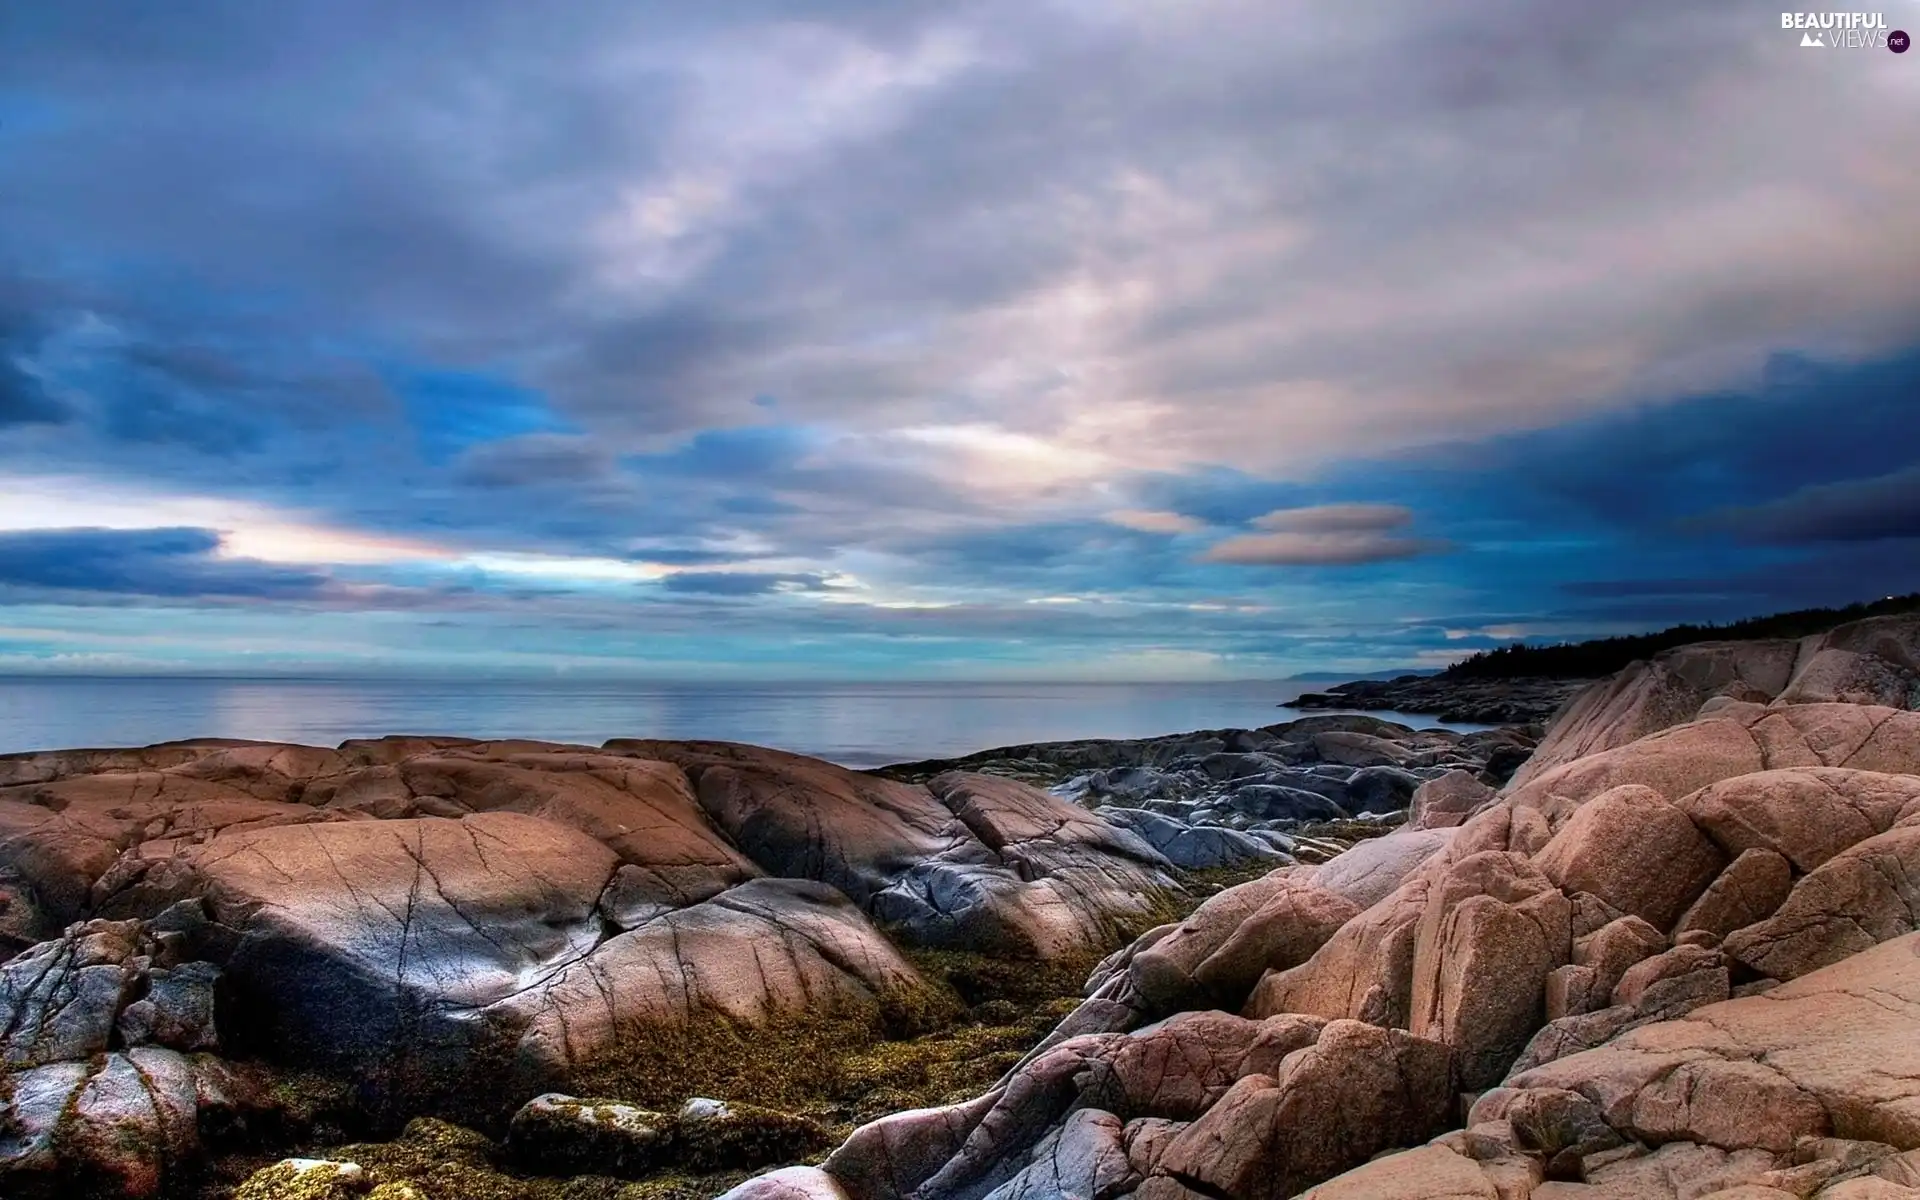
[1288,673,1593,725]
[4,613,1920,1198]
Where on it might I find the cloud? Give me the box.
[0,3,1917,676]
[1199,530,1447,567]
[1700,464,1920,545]
[1105,509,1207,535]
[0,358,67,426]
[0,527,330,601]
[1198,503,1445,566]
[658,571,838,596]
[455,433,618,488]
[1252,504,1415,533]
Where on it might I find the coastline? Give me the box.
[1286,672,1592,725]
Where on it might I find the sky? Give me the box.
[0,1,1918,681]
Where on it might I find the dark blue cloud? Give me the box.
[0,527,329,601]
[0,359,65,426]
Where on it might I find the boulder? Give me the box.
[1534,784,1726,931]
[503,1093,673,1177]
[0,1048,271,1199]
[1410,770,1498,831]
[1407,851,1572,1089]
[1076,1010,1326,1120]
[675,1097,833,1173]
[978,1108,1136,1200]
[1312,828,1454,909]
[1676,848,1795,942]
[498,878,927,1087]
[1294,1143,1500,1198]
[1507,932,1920,1152]
[1723,823,1920,981]
[1677,769,1920,873]
[0,918,145,1067]
[716,1167,854,1200]
[1148,1020,1454,1200]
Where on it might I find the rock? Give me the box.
[675,1097,833,1173]
[1534,784,1726,931]
[1129,871,1307,1013]
[822,1094,1000,1200]
[714,1166,854,1200]
[1677,769,1920,873]
[1611,943,1727,1007]
[1294,1143,1501,1198]
[1310,732,1416,769]
[1723,824,1920,981]
[1411,770,1498,831]
[1181,880,1362,1009]
[0,918,144,1067]
[504,1093,673,1178]
[979,1108,1136,1200]
[0,1048,269,1199]
[1312,828,1455,909]
[1506,1087,1625,1175]
[1509,932,1920,1152]
[1677,848,1796,942]
[1076,1010,1326,1120]
[1148,1020,1455,1200]
[1224,784,1348,822]
[117,960,221,1053]
[1407,850,1571,1089]
[906,1033,1122,1200]
[498,878,927,1089]
[1573,1139,1784,1196]
[1346,766,1424,815]
[1574,916,1670,1000]
[1098,809,1288,870]
[1509,636,1805,793]
[232,1159,371,1200]
[1510,944,1731,1075]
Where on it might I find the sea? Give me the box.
[0,676,1490,767]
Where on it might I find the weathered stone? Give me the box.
[676,1097,833,1173]
[1575,915,1670,1000]
[1076,1010,1325,1120]
[1153,1020,1454,1200]
[1678,848,1795,942]
[1535,784,1726,931]
[1678,769,1920,874]
[1510,933,1920,1152]
[504,1093,673,1178]
[1411,770,1499,831]
[117,960,220,1053]
[1408,851,1571,1090]
[1723,825,1920,981]
[1294,1143,1500,1198]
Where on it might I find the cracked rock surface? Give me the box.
[1,735,1189,1195]
[721,612,1920,1200]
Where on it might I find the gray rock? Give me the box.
[0,919,144,1069]
[117,960,220,1053]
[1222,785,1348,822]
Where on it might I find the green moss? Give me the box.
[208,865,1273,1198]
[231,1159,370,1200]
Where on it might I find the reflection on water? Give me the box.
[0,676,1490,766]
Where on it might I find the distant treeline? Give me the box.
[1442,593,1920,680]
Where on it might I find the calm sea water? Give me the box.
[0,676,1487,767]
